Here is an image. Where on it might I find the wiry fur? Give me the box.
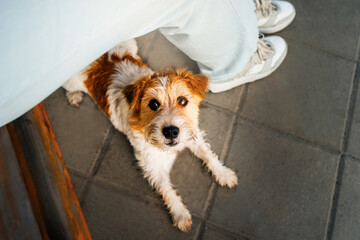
[63,39,237,232]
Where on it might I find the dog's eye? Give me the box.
[177,96,188,107]
[149,99,160,111]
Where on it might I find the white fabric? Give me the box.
[0,0,258,126]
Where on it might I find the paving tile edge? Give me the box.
[281,34,359,63]
[325,154,344,240]
[238,114,341,155]
[194,86,249,240]
[325,63,360,240]
[343,63,360,152]
[81,176,205,221]
[204,220,255,240]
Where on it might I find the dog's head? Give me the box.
[123,69,208,151]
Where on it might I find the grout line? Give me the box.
[192,215,204,222]
[238,115,341,155]
[203,85,248,114]
[67,168,90,179]
[207,85,344,156]
[193,183,217,240]
[77,175,206,220]
[66,168,90,205]
[356,35,360,63]
[201,101,236,115]
[77,175,156,209]
[207,85,343,156]
[88,126,115,177]
[344,152,360,162]
[77,178,92,205]
[77,126,115,204]
[341,63,360,152]
[325,62,359,240]
[205,220,255,240]
[325,154,345,240]
[86,177,164,208]
[192,224,203,240]
[194,86,247,240]
[281,34,359,63]
[237,85,249,113]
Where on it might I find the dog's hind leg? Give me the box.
[135,149,192,232]
[108,39,138,58]
[118,39,138,56]
[62,68,88,107]
[65,91,83,107]
[188,129,238,188]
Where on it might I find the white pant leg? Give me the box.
[0,0,190,126]
[0,0,257,126]
[159,0,259,82]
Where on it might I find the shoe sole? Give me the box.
[208,43,288,93]
[259,10,296,34]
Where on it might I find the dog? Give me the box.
[63,39,238,232]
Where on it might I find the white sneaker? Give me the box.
[255,0,296,34]
[208,36,287,93]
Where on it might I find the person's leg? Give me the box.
[159,0,259,83]
[0,0,291,125]
[159,0,294,93]
[0,0,195,126]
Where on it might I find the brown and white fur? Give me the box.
[63,39,237,232]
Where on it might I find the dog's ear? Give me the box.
[176,69,209,101]
[123,75,150,111]
[188,73,209,100]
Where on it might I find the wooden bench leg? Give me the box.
[3,102,92,240]
[0,126,43,239]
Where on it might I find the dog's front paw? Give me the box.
[172,208,192,232]
[213,167,238,188]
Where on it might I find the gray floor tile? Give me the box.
[96,105,234,215]
[205,87,243,112]
[332,156,360,240]
[44,88,110,174]
[139,30,199,73]
[95,130,154,197]
[68,171,86,197]
[198,105,234,155]
[136,31,156,60]
[202,224,247,240]
[170,149,213,216]
[346,65,360,158]
[240,38,356,150]
[82,182,200,240]
[281,0,360,60]
[208,119,339,240]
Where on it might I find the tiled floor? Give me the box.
[44,0,360,239]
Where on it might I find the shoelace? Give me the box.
[254,38,275,63]
[255,0,278,17]
[230,38,275,79]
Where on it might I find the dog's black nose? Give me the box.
[162,126,179,139]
